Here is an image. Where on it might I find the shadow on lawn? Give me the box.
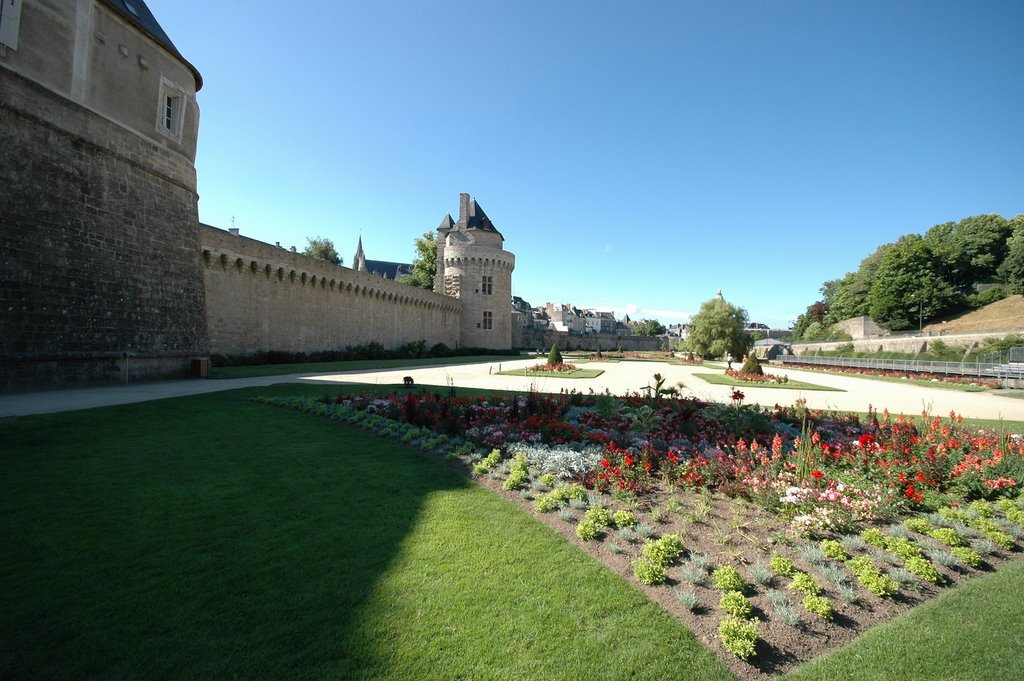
[0,386,464,679]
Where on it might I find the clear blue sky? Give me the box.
[149,0,1023,328]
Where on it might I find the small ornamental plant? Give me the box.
[546,343,563,366]
[846,556,899,598]
[904,556,943,584]
[820,539,848,561]
[633,557,668,585]
[613,510,637,528]
[951,545,983,568]
[712,566,748,593]
[472,449,502,476]
[502,452,530,491]
[719,616,759,660]
[789,572,822,596]
[770,554,798,578]
[642,534,686,567]
[720,591,753,619]
[802,594,835,621]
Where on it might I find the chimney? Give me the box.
[228,227,239,236]
[458,192,470,224]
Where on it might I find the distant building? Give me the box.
[352,236,413,280]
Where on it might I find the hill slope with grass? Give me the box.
[923,294,1024,334]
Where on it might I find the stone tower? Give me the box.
[435,194,515,349]
[0,0,208,390]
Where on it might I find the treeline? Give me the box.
[794,213,1024,339]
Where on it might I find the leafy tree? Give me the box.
[868,235,960,330]
[924,214,1012,291]
[303,236,342,265]
[998,215,1024,293]
[683,298,751,359]
[634,318,666,336]
[398,231,438,290]
[792,301,829,340]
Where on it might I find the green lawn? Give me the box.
[0,386,727,680]
[784,559,1024,680]
[210,354,522,379]
[693,373,842,392]
[498,368,605,378]
[3,384,1023,679]
[776,365,993,392]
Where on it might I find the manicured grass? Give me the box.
[693,373,842,392]
[0,386,730,680]
[778,366,992,392]
[498,368,605,378]
[784,560,1024,680]
[210,354,522,379]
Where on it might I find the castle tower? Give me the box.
[435,193,515,349]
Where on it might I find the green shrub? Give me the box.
[904,556,942,584]
[633,558,668,585]
[712,566,748,593]
[642,534,685,567]
[846,556,899,598]
[969,500,995,518]
[718,617,759,660]
[860,528,887,548]
[533,493,560,513]
[551,483,588,502]
[502,452,530,491]
[903,517,932,535]
[472,449,502,476]
[547,343,563,366]
[538,473,556,487]
[769,553,797,577]
[820,539,848,561]
[885,536,923,560]
[789,572,822,596]
[720,591,753,619]
[613,510,637,528]
[739,354,764,375]
[929,527,965,547]
[802,594,834,621]
[583,507,614,528]
[576,518,603,541]
[951,545,983,568]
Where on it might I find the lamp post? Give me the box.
[918,299,923,333]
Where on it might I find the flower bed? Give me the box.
[261,388,1024,678]
[725,369,789,384]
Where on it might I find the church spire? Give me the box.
[353,235,367,272]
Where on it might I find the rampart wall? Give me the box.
[517,329,663,353]
[791,331,1016,357]
[200,227,462,356]
[0,67,208,392]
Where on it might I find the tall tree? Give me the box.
[399,231,437,290]
[634,318,666,336]
[683,298,751,359]
[868,235,960,330]
[998,215,1024,293]
[303,236,342,265]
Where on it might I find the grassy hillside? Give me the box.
[924,294,1024,334]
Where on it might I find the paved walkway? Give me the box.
[3,358,1024,421]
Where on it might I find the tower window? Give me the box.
[482,311,493,330]
[156,77,186,140]
[482,275,493,295]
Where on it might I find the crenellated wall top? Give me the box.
[199,225,461,313]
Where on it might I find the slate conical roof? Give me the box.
[102,0,203,90]
[455,193,502,237]
[437,213,455,233]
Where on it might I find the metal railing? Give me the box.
[775,350,1024,380]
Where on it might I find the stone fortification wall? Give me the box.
[0,67,208,392]
[518,329,662,353]
[792,331,1016,357]
[201,227,461,356]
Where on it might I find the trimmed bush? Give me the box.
[547,344,563,366]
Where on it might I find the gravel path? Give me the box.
[3,358,1023,421]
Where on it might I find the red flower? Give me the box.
[644,462,653,471]
[811,468,824,480]
[600,458,610,468]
